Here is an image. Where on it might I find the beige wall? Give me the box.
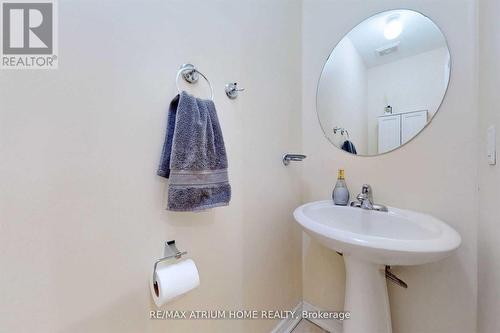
[0,1,488,333]
[0,1,303,333]
[301,1,477,333]
[478,0,500,332]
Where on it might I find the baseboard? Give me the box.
[270,302,303,333]
[270,301,343,333]
[302,301,343,333]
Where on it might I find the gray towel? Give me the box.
[158,91,231,211]
[341,140,357,155]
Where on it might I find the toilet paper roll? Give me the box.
[150,258,200,307]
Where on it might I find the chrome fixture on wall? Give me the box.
[179,64,199,83]
[151,240,199,307]
[176,64,246,100]
[152,240,187,278]
[282,153,307,166]
[333,126,350,139]
[350,184,388,212]
[225,82,245,99]
[176,63,215,100]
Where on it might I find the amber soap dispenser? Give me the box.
[332,169,350,206]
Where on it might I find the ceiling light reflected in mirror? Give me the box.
[384,15,403,40]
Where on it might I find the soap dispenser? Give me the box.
[332,169,350,206]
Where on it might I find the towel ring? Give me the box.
[176,64,215,100]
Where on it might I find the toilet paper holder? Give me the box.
[153,240,188,277]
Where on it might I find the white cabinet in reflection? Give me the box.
[401,111,428,144]
[378,110,428,154]
[378,114,401,154]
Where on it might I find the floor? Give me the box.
[292,319,329,333]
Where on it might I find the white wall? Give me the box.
[478,0,500,331]
[0,1,303,333]
[301,1,477,333]
[366,47,450,154]
[317,37,368,154]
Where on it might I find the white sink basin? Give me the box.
[294,200,461,265]
[293,200,461,333]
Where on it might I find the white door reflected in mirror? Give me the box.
[316,9,450,156]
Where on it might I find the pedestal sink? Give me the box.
[293,200,461,333]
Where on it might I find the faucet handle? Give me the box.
[361,184,373,199]
[353,184,388,212]
[357,184,373,205]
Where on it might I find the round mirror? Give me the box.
[317,10,450,156]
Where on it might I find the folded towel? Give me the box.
[341,140,357,154]
[158,91,231,211]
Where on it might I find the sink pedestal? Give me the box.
[343,255,392,333]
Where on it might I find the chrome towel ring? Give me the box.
[333,126,350,139]
[175,63,215,100]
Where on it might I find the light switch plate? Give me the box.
[487,125,496,165]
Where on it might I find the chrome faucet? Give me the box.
[350,184,388,212]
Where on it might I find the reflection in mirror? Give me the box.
[317,10,450,156]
